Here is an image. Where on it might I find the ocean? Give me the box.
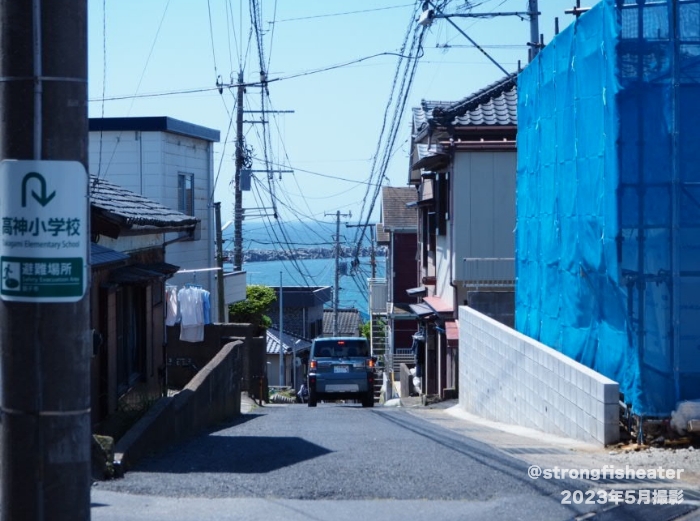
[225,256,386,319]
[223,221,384,318]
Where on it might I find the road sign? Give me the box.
[0,160,88,302]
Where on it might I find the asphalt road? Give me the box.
[91,403,699,521]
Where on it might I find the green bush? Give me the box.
[229,284,277,332]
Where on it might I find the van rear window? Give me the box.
[313,339,370,358]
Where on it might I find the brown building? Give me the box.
[89,175,199,432]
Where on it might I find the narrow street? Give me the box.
[90,402,699,521]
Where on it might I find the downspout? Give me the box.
[208,140,216,313]
[138,131,144,194]
[447,140,458,395]
[669,0,681,406]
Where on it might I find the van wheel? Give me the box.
[362,393,374,408]
[308,391,317,407]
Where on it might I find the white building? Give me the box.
[89,117,245,320]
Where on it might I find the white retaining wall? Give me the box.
[459,306,620,445]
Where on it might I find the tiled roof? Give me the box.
[412,75,518,135]
[381,187,417,231]
[322,308,361,337]
[266,328,312,355]
[89,176,200,229]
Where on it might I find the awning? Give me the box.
[109,262,179,285]
[423,295,453,314]
[445,320,459,348]
[409,302,435,317]
[412,151,450,172]
[90,243,129,268]
[406,286,427,298]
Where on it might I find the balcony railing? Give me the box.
[368,277,388,313]
[461,257,515,290]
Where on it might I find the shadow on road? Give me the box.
[134,435,332,474]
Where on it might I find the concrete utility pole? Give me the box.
[528,0,541,62]
[326,211,351,336]
[346,223,377,278]
[279,271,284,386]
[0,1,91,520]
[422,0,541,67]
[233,71,245,272]
[214,201,226,322]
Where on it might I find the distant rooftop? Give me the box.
[89,116,220,143]
[381,186,417,232]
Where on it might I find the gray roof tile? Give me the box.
[381,187,417,231]
[322,308,361,337]
[267,328,312,355]
[413,75,518,134]
[89,176,200,229]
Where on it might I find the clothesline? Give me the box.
[176,267,222,274]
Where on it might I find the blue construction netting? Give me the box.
[516,0,700,417]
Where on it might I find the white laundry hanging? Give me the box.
[165,285,179,326]
[176,284,211,342]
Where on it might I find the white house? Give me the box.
[88,116,245,320]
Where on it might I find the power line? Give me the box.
[270,3,413,23]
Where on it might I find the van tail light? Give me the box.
[310,359,317,370]
[367,358,375,368]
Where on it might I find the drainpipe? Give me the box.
[447,143,459,395]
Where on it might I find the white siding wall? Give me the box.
[89,130,217,310]
[452,151,516,283]
[459,306,620,445]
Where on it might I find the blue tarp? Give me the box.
[516,0,700,416]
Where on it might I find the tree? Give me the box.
[360,320,371,340]
[228,285,277,333]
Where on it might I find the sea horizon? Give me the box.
[225,256,385,319]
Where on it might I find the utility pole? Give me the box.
[233,71,245,272]
[346,223,377,278]
[326,211,351,336]
[231,75,294,270]
[279,271,284,386]
[422,0,541,67]
[0,2,91,520]
[528,0,541,62]
[214,202,226,322]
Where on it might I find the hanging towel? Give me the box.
[178,286,205,342]
[165,286,179,326]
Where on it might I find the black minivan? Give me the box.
[307,337,375,407]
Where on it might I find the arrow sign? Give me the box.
[21,171,56,207]
[0,160,87,303]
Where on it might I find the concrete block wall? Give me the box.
[459,306,620,445]
[115,340,242,470]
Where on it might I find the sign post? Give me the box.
[0,160,87,302]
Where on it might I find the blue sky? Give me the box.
[87,1,570,242]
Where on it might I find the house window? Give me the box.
[178,173,194,216]
[427,212,437,254]
[116,285,146,395]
